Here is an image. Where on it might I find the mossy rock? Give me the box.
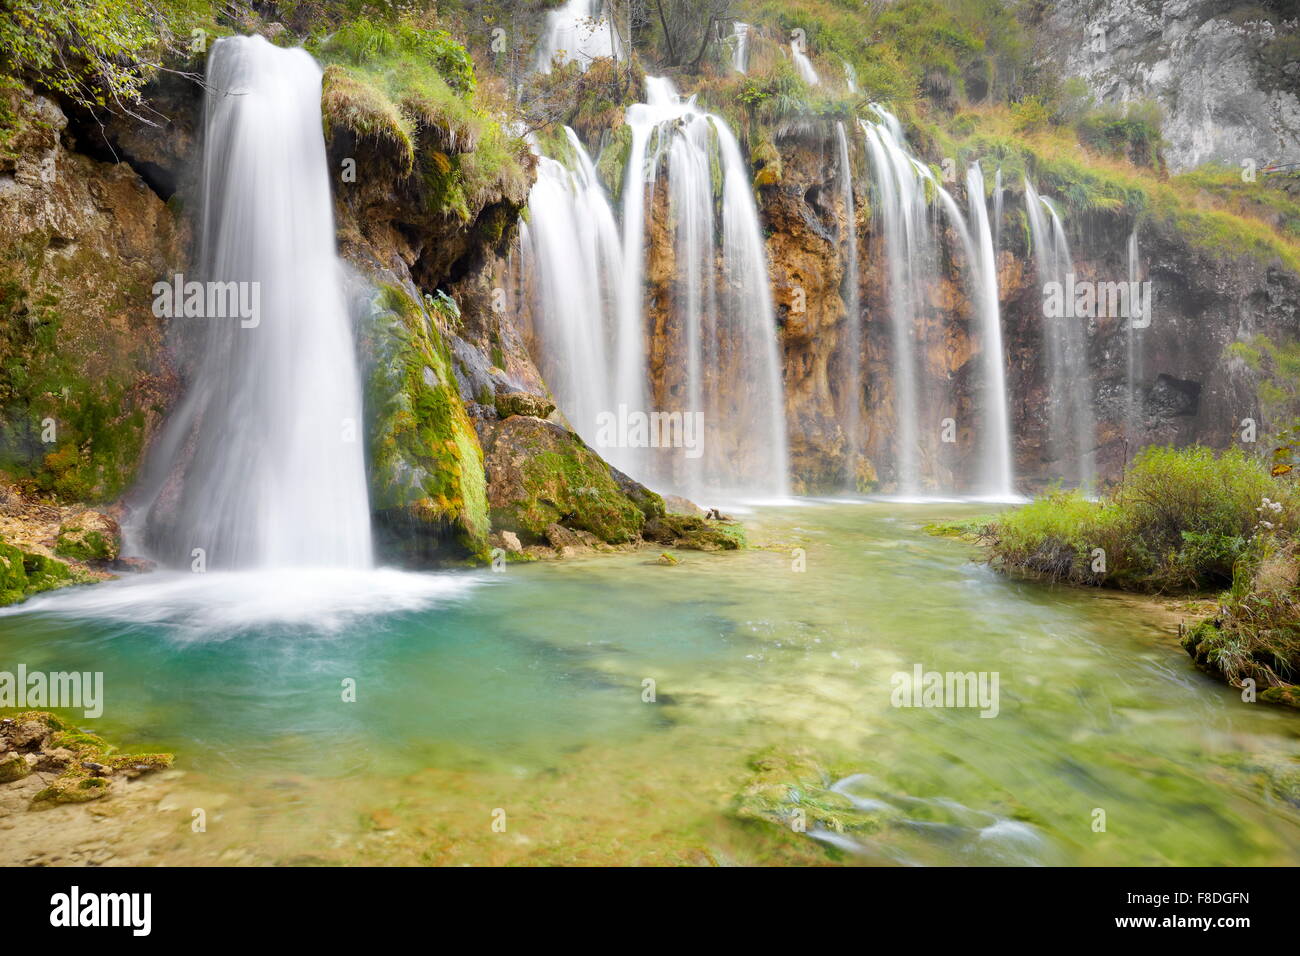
[1,710,173,809]
[644,513,745,551]
[0,536,76,607]
[493,391,555,420]
[1260,685,1300,709]
[54,510,121,562]
[483,415,653,545]
[0,752,30,783]
[363,284,491,564]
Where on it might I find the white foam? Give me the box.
[0,568,480,636]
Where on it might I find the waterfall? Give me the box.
[536,0,622,73]
[861,109,1014,496]
[134,35,372,569]
[964,164,1015,498]
[1024,179,1096,489]
[792,41,820,85]
[715,112,790,498]
[520,129,625,466]
[1126,229,1144,453]
[732,22,750,73]
[842,59,858,93]
[860,111,931,495]
[524,79,787,498]
[835,121,862,487]
[991,167,1004,254]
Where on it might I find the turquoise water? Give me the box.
[2,501,1297,865]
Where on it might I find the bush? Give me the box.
[0,0,204,113]
[988,446,1299,592]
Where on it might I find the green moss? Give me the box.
[923,515,996,541]
[731,746,888,855]
[511,448,645,544]
[54,526,116,562]
[320,64,415,174]
[365,284,490,563]
[0,752,28,783]
[0,537,77,607]
[0,195,160,503]
[314,14,530,225]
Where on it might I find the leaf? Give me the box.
[1270,463,1292,477]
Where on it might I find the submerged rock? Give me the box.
[643,514,746,551]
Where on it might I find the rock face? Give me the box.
[1002,208,1300,484]
[1039,0,1300,172]
[0,84,182,503]
[750,116,1300,492]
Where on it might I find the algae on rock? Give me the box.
[363,283,490,563]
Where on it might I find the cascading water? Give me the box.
[624,78,787,496]
[860,111,932,495]
[133,35,372,570]
[862,109,1015,496]
[1126,229,1144,450]
[792,40,820,85]
[834,121,863,487]
[963,163,1014,498]
[714,111,790,498]
[519,129,626,467]
[732,22,750,73]
[1024,179,1096,490]
[842,59,858,93]
[536,0,622,73]
[991,167,1004,254]
[525,78,787,498]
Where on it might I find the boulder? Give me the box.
[483,416,661,545]
[494,391,555,420]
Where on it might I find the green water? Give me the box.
[2,501,1297,865]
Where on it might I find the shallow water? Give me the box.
[2,502,1297,866]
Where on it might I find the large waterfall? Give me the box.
[133,36,373,569]
[1024,179,1096,490]
[524,77,788,499]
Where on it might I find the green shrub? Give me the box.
[988,447,1298,592]
[0,0,211,113]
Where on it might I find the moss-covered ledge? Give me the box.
[0,711,172,808]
